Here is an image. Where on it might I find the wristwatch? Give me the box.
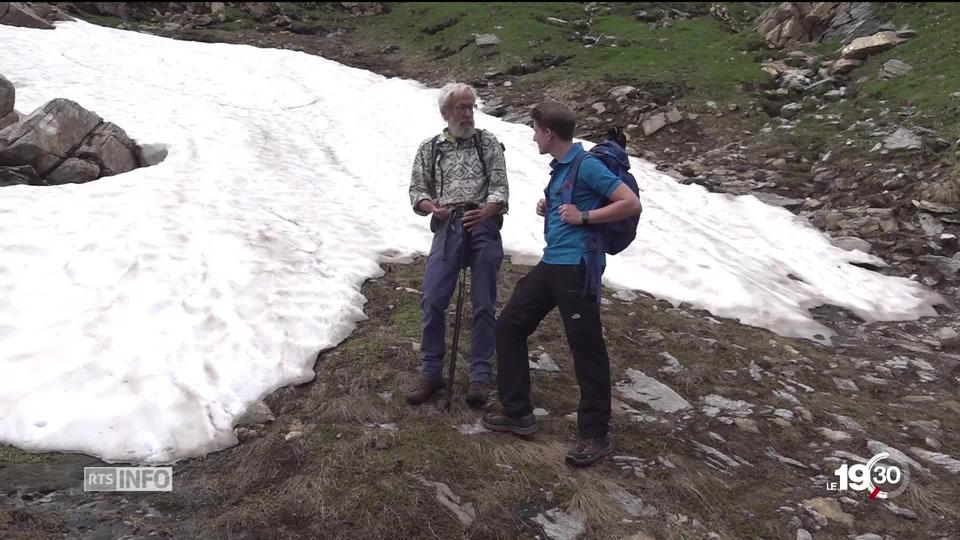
[581,210,590,225]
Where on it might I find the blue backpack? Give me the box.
[563,140,641,255]
[545,139,641,301]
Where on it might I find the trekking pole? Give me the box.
[445,224,471,410]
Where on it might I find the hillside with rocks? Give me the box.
[8,1,954,285]
[1,3,959,539]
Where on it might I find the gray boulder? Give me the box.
[46,158,100,184]
[0,97,148,186]
[0,2,55,29]
[75,122,140,176]
[841,31,906,60]
[0,111,17,131]
[0,74,13,118]
[880,59,913,79]
[0,98,102,175]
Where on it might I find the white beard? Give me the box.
[447,121,475,139]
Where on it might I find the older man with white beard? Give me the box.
[407,82,509,408]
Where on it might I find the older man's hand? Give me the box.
[462,204,497,231]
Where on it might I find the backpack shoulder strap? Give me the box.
[560,150,588,206]
[430,134,442,198]
[473,130,489,192]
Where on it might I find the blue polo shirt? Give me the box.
[543,143,623,265]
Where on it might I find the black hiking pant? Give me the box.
[495,262,611,439]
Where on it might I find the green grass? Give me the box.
[337,336,381,359]
[807,37,844,57]
[208,7,256,31]
[577,15,765,99]
[347,2,763,103]
[71,13,126,28]
[0,444,52,464]
[767,2,960,144]
[389,292,422,340]
[856,3,960,135]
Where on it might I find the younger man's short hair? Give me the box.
[531,101,576,141]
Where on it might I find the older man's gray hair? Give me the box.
[437,82,477,114]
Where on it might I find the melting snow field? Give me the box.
[0,22,942,462]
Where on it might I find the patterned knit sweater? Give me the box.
[408,129,509,216]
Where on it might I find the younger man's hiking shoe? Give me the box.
[406,379,444,406]
[565,437,612,467]
[465,383,490,409]
[480,412,538,436]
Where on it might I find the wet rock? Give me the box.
[641,113,667,136]
[781,102,803,119]
[0,2,55,29]
[883,128,922,151]
[880,59,913,79]
[842,32,907,60]
[866,440,926,473]
[833,378,859,392]
[665,107,683,124]
[474,34,501,47]
[918,213,944,238]
[456,421,490,435]
[748,361,763,381]
[0,74,13,119]
[702,394,753,417]
[658,351,685,374]
[914,199,959,214]
[608,85,637,100]
[752,192,805,208]
[616,369,691,413]
[802,497,855,526]
[833,236,872,253]
[885,502,918,520]
[481,97,506,117]
[613,289,638,301]
[936,327,960,350]
[734,418,760,433]
[819,428,851,442]
[236,400,275,427]
[414,475,476,527]
[534,508,585,540]
[831,58,864,75]
[610,489,656,518]
[694,441,750,469]
[530,352,560,372]
[919,254,960,276]
[766,447,810,469]
[757,3,883,49]
[910,448,960,474]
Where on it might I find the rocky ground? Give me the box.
[3,261,960,539]
[3,2,960,539]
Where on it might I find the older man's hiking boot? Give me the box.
[465,382,490,408]
[480,411,538,436]
[406,379,444,405]
[565,437,612,467]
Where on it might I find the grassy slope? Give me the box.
[108,2,957,137]
[864,3,960,131]
[345,2,766,103]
